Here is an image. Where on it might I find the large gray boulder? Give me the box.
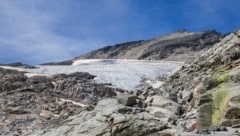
[34,98,169,136]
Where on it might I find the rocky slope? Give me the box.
[77,30,221,62]
[43,30,221,65]
[0,68,123,136]
[156,29,240,134]
[32,30,239,136]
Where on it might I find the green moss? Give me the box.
[213,67,229,84]
[204,66,231,125]
[199,66,240,126]
[211,84,230,125]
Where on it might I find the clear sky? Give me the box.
[0,0,239,64]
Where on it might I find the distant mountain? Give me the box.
[42,30,222,65]
[0,62,37,69]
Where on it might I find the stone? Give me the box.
[221,119,240,127]
[39,110,54,118]
[145,95,180,114]
[225,107,240,119]
[232,124,240,128]
[117,94,138,106]
[94,99,122,116]
[158,129,177,136]
[146,106,177,122]
[198,93,212,106]
[198,102,212,130]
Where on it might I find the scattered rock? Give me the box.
[117,94,138,106]
[0,69,120,135]
[1,29,240,136]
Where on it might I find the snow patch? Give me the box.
[145,80,164,89]
[1,59,183,91]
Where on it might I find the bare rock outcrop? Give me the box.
[0,68,121,136]
[155,29,240,134]
[34,97,175,136]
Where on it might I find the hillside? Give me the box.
[43,30,221,65]
[33,30,239,136]
[77,30,221,62]
[156,29,240,132]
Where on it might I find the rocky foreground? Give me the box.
[0,30,239,136]
[0,69,124,135]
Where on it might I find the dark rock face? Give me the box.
[138,30,221,60]
[77,30,221,62]
[0,68,121,136]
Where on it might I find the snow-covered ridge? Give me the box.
[1,59,183,91]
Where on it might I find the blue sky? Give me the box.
[0,0,239,64]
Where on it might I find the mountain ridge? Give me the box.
[42,30,222,65]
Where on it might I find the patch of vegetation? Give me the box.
[201,66,229,93]
[211,84,230,125]
[199,66,231,125]
[213,66,229,84]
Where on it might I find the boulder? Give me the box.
[157,129,177,136]
[34,98,170,136]
[117,94,138,106]
[225,107,240,119]
[146,106,177,122]
[145,95,180,114]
